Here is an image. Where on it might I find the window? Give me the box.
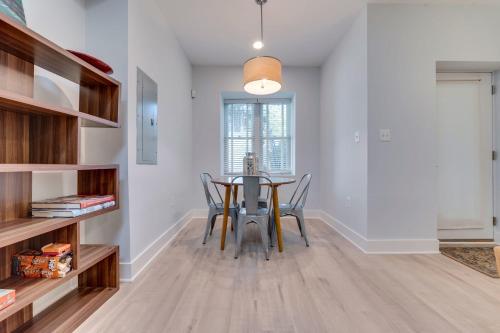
[223,98,294,175]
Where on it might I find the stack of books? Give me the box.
[12,243,73,279]
[31,194,115,218]
[0,289,15,311]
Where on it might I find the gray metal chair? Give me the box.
[233,176,274,260]
[200,173,238,244]
[271,174,312,247]
[241,171,271,209]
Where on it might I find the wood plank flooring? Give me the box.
[75,218,500,333]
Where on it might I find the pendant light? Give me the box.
[243,0,282,95]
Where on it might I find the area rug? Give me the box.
[440,247,499,278]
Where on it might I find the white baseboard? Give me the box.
[318,211,439,254]
[364,238,440,254]
[317,210,369,252]
[119,210,194,282]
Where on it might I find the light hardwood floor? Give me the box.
[76,218,500,333]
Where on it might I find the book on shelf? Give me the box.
[0,289,15,311]
[31,201,115,218]
[41,243,71,256]
[31,194,115,209]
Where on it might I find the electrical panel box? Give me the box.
[136,68,158,164]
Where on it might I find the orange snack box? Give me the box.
[12,250,72,279]
[0,289,15,311]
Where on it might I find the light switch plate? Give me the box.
[379,129,391,142]
[345,196,352,207]
[354,131,360,143]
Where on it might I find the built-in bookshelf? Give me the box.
[0,11,120,333]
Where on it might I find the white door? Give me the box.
[437,73,494,240]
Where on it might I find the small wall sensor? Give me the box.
[379,129,392,142]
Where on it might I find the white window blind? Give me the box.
[223,98,293,175]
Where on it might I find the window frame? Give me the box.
[220,97,295,176]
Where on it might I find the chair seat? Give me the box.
[239,207,269,217]
[242,198,268,208]
[279,203,292,209]
[277,203,300,216]
[213,203,238,210]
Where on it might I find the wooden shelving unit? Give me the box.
[0,11,121,333]
[0,245,118,323]
[0,206,119,249]
[0,164,118,173]
[0,89,119,128]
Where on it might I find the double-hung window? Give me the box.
[223,98,294,175]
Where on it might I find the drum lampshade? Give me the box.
[243,56,282,95]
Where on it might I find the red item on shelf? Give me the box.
[0,289,15,311]
[31,194,115,210]
[41,243,71,256]
[67,50,113,74]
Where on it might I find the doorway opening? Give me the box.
[436,72,494,241]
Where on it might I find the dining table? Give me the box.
[211,176,296,253]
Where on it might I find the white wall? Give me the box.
[84,0,130,262]
[85,0,194,278]
[320,8,367,237]
[192,66,321,209]
[366,4,500,242]
[127,0,193,264]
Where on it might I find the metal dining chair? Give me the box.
[270,173,312,247]
[200,173,238,244]
[241,171,271,209]
[233,176,274,260]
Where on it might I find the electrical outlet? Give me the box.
[379,129,392,142]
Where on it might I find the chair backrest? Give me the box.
[259,171,271,199]
[289,174,312,210]
[200,173,223,207]
[232,175,272,215]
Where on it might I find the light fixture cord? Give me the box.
[260,1,264,43]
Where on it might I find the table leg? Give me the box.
[233,185,239,204]
[220,185,231,251]
[272,185,284,252]
[231,185,238,232]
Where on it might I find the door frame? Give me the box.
[436,72,495,240]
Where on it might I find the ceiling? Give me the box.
[156,0,500,67]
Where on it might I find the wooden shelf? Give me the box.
[0,206,119,248]
[0,9,121,331]
[0,89,119,128]
[0,245,117,323]
[0,13,119,88]
[0,164,118,173]
[15,287,117,333]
